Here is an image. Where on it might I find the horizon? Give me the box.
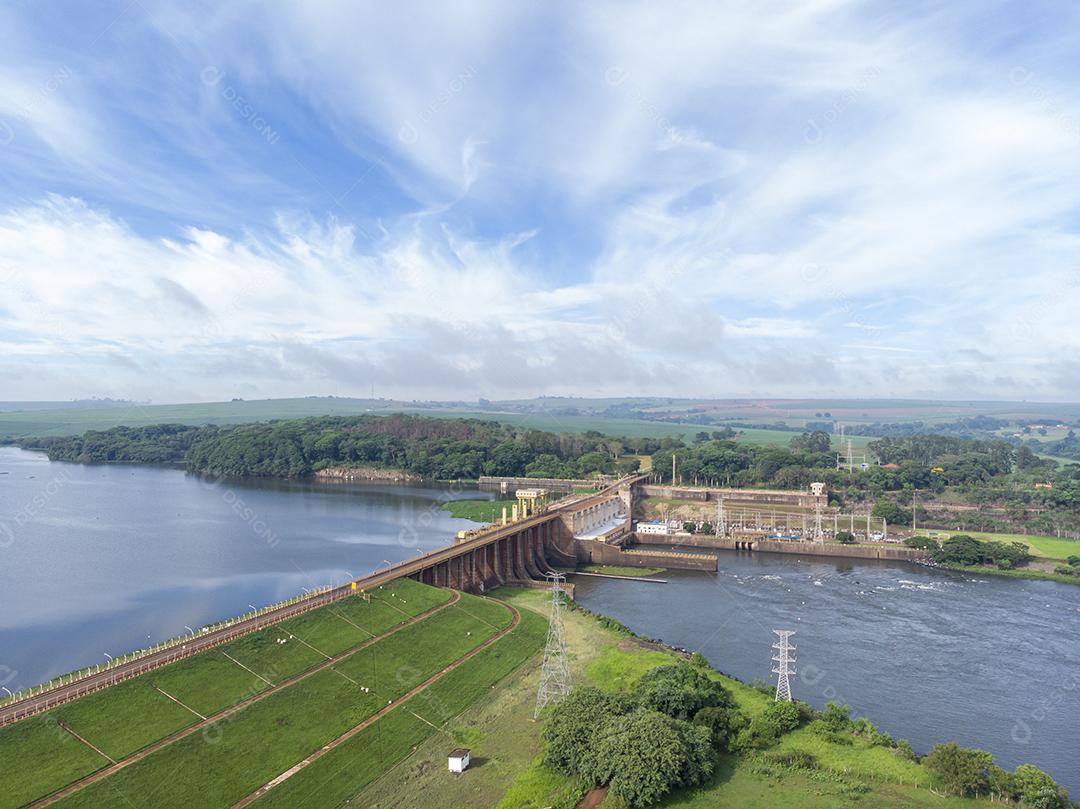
[3,2,1080,402]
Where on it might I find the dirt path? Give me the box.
[27,590,461,809]
[231,600,521,809]
[576,786,608,808]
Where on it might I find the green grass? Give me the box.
[0,579,451,809]
[249,606,547,808]
[0,715,108,809]
[441,498,516,523]
[580,564,666,577]
[959,530,1080,561]
[50,676,199,760]
[217,624,327,684]
[49,597,511,809]
[149,649,272,717]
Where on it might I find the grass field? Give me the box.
[47,593,511,809]
[0,716,108,809]
[960,530,1080,560]
[441,498,516,523]
[0,578,453,808]
[352,587,1005,809]
[0,395,882,450]
[251,606,548,808]
[579,565,666,577]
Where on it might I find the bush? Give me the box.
[579,711,713,808]
[766,750,819,770]
[835,531,856,544]
[633,663,735,720]
[895,739,917,761]
[819,702,852,733]
[923,742,993,797]
[544,688,636,774]
[905,535,940,550]
[692,705,749,752]
[1067,555,1080,567]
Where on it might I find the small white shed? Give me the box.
[448,747,470,773]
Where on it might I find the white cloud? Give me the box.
[1,2,1080,401]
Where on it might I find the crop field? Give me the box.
[47,596,515,809]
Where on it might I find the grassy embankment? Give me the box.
[442,499,518,523]
[928,530,1080,585]
[0,579,539,809]
[350,587,998,809]
[579,565,666,578]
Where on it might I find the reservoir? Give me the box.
[574,557,1080,793]
[2,446,1077,793]
[0,447,484,691]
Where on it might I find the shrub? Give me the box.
[580,711,713,808]
[835,531,856,544]
[766,750,819,770]
[819,702,852,733]
[692,705,749,752]
[923,742,993,797]
[895,739,917,761]
[633,662,735,720]
[905,535,940,550]
[544,688,636,774]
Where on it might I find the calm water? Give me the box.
[0,447,485,690]
[574,554,1080,793]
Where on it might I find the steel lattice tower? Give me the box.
[534,572,571,718]
[771,629,796,702]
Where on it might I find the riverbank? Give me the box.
[355,586,1048,809]
[934,561,1080,586]
[312,465,421,483]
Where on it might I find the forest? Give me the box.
[14,417,1080,535]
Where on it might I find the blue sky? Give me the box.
[2,1,1080,402]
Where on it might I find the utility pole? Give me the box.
[672,454,677,485]
[771,630,796,702]
[912,488,918,534]
[534,573,571,718]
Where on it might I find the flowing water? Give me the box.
[573,555,1080,792]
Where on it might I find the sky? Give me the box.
[1,1,1080,403]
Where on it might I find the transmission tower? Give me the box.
[534,572,571,718]
[771,629,796,702]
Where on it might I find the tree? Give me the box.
[933,535,984,566]
[691,704,749,752]
[580,711,713,807]
[1012,764,1070,809]
[633,663,735,720]
[543,687,635,775]
[923,742,993,797]
[790,430,832,453]
[835,530,856,544]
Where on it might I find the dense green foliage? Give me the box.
[22,412,1080,534]
[632,663,735,720]
[26,415,673,480]
[543,663,746,807]
[931,535,1032,568]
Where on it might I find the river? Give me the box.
[573,555,1080,793]
[2,447,1077,792]
[0,447,485,692]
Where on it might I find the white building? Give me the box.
[448,748,471,773]
[636,520,670,536]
